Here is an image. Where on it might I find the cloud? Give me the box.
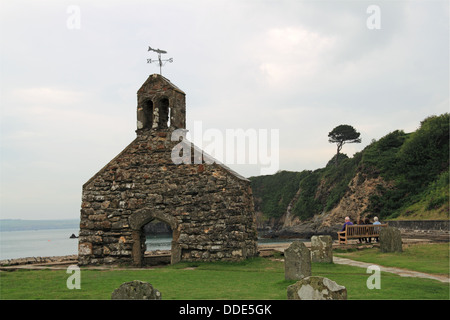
[254,26,337,87]
[0,0,448,219]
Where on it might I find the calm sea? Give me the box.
[0,228,80,260]
[0,228,297,260]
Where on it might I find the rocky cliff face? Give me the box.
[261,172,392,238]
[319,172,392,228]
[279,188,302,228]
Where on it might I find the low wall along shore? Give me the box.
[385,220,448,231]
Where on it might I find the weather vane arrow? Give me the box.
[147,46,173,75]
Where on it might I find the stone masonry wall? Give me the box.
[78,130,258,265]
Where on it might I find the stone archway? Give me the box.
[129,208,181,267]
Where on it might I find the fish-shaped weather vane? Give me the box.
[147,46,173,75]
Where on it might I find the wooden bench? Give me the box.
[337,224,388,244]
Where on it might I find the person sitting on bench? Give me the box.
[373,217,381,242]
[341,216,353,231]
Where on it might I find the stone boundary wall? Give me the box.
[0,255,77,266]
[385,220,448,232]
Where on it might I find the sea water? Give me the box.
[0,228,80,260]
[145,234,172,251]
[0,228,300,260]
[0,229,175,260]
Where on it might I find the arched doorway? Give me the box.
[129,209,181,267]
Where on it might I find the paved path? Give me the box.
[332,256,449,283]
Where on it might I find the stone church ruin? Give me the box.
[78,74,258,266]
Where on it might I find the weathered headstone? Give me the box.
[284,240,311,280]
[379,227,402,253]
[287,276,347,300]
[111,280,162,300]
[311,235,333,263]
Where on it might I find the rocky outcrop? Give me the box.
[320,172,392,228]
[278,188,302,228]
[266,172,392,238]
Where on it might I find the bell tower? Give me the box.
[136,74,186,135]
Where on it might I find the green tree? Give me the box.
[328,125,361,166]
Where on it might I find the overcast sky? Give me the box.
[0,0,448,220]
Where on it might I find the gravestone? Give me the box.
[284,241,311,280]
[379,227,403,253]
[111,280,162,300]
[287,276,347,300]
[310,235,333,263]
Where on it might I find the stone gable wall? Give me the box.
[78,131,258,266]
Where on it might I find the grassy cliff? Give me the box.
[250,114,449,226]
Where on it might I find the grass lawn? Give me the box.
[0,243,448,300]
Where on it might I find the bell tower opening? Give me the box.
[143,99,153,130]
[158,98,170,129]
[136,74,186,134]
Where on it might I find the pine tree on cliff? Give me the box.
[328,125,361,166]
